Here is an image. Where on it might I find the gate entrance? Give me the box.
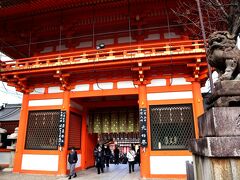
[72,95,140,166]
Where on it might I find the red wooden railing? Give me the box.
[0,40,205,72]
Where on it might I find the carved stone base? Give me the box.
[207,80,240,108]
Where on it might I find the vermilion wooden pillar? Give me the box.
[58,91,70,175]
[192,81,204,138]
[81,109,87,169]
[13,93,29,173]
[138,84,150,178]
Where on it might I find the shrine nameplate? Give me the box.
[139,108,148,147]
[58,111,66,147]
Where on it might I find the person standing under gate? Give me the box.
[94,144,105,174]
[114,145,120,165]
[105,145,112,167]
[68,147,78,179]
[127,146,136,173]
[136,147,140,166]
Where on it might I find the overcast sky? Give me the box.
[0,52,23,105]
[0,52,217,106]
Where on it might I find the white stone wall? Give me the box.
[150,156,192,175]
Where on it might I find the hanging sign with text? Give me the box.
[139,108,148,147]
[58,111,66,147]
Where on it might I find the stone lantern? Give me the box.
[6,127,18,168]
[0,127,7,147]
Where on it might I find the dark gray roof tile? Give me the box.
[0,104,21,121]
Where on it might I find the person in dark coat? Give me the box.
[101,144,106,167]
[68,147,78,179]
[136,147,140,166]
[94,144,105,174]
[105,145,112,167]
[114,145,120,165]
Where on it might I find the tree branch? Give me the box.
[212,0,229,19]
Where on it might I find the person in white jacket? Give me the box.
[127,146,136,173]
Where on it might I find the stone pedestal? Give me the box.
[190,107,240,180]
[6,139,16,169]
[6,127,18,169]
[207,81,240,108]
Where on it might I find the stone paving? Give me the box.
[0,164,141,180]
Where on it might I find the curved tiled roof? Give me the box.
[0,104,21,121]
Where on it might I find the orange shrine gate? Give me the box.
[0,0,207,179]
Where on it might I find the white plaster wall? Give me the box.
[21,154,59,171]
[147,91,192,101]
[96,39,114,45]
[164,32,180,39]
[67,154,81,169]
[0,152,11,164]
[147,79,166,87]
[171,78,191,85]
[48,86,63,93]
[72,84,90,92]
[118,37,136,43]
[28,99,63,106]
[93,82,113,90]
[150,156,192,174]
[76,41,92,48]
[144,33,160,41]
[117,81,135,89]
[30,88,45,94]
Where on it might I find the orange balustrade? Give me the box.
[0,40,204,73]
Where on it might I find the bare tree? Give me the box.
[172,0,240,39]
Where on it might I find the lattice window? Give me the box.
[150,104,195,150]
[25,110,60,150]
